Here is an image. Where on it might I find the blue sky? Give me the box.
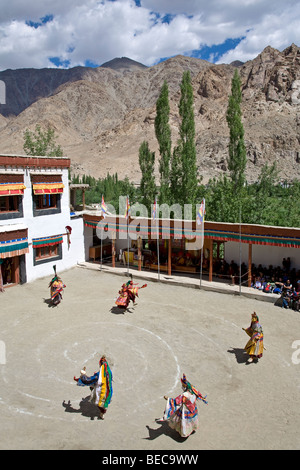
[0,0,299,71]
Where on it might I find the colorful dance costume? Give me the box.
[163,374,207,438]
[243,312,264,361]
[74,356,113,418]
[115,280,147,309]
[48,265,66,305]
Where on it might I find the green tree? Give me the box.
[286,180,300,227]
[170,71,198,208]
[23,124,63,156]
[155,80,172,205]
[70,172,137,212]
[138,141,156,211]
[170,141,183,206]
[226,69,247,193]
[205,175,237,223]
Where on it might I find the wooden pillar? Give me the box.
[209,239,213,282]
[137,237,142,271]
[71,189,76,210]
[82,189,86,210]
[112,238,116,268]
[248,244,252,287]
[168,238,172,276]
[13,256,20,285]
[0,260,4,292]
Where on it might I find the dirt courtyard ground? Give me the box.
[0,265,299,451]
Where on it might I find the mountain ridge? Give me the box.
[0,45,299,185]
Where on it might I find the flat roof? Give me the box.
[0,154,71,168]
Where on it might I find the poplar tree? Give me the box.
[155,80,172,205]
[171,71,198,207]
[138,141,156,212]
[170,141,183,206]
[226,69,247,192]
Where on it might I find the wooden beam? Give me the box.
[168,238,172,276]
[248,244,252,287]
[209,239,213,282]
[112,238,116,268]
[137,237,142,271]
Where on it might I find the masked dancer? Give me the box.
[48,265,66,306]
[115,279,147,309]
[74,355,113,419]
[162,374,207,438]
[243,312,264,363]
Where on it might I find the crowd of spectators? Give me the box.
[250,257,300,311]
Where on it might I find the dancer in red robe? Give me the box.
[115,279,147,309]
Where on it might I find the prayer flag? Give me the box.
[197,199,205,225]
[101,195,108,218]
[152,199,157,220]
[124,196,131,220]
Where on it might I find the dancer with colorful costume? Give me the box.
[74,355,113,419]
[243,312,264,363]
[48,265,66,306]
[115,279,147,309]
[162,374,207,438]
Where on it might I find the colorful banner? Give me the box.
[0,182,26,196]
[196,199,205,225]
[32,182,64,195]
[32,235,63,248]
[0,237,29,258]
[124,196,131,220]
[84,216,300,247]
[100,195,108,218]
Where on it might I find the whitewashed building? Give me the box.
[0,154,84,288]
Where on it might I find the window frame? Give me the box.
[0,195,23,220]
[32,193,61,217]
[33,242,62,266]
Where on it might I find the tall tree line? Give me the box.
[26,71,300,228]
[138,67,300,227]
[140,70,199,213]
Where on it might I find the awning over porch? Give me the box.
[31,174,64,195]
[0,173,26,196]
[0,224,29,258]
[83,216,205,239]
[83,215,300,248]
[32,234,63,248]
[203,221,300,248]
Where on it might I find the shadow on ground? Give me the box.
[62,396,103,420]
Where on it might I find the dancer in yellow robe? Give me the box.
[243,312,264,363]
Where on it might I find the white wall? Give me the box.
[84,224,94,261]
[0,166,85,283]
[224,241,300,271]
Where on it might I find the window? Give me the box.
[213,241,225,259]
[35,244,59,261]
[0,174,25,220]
[32,235,63,265]
[0,195,19,213]
[31,173,64,217]
[35,193,58,210]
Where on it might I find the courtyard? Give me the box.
[0,265,299,450]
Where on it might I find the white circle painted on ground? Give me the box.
[0,313,236,422]
[0,321,182,421]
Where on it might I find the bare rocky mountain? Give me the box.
[0,45,299,185]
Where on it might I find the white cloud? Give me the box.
[0,0,298,70]
[216,2,300,63]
